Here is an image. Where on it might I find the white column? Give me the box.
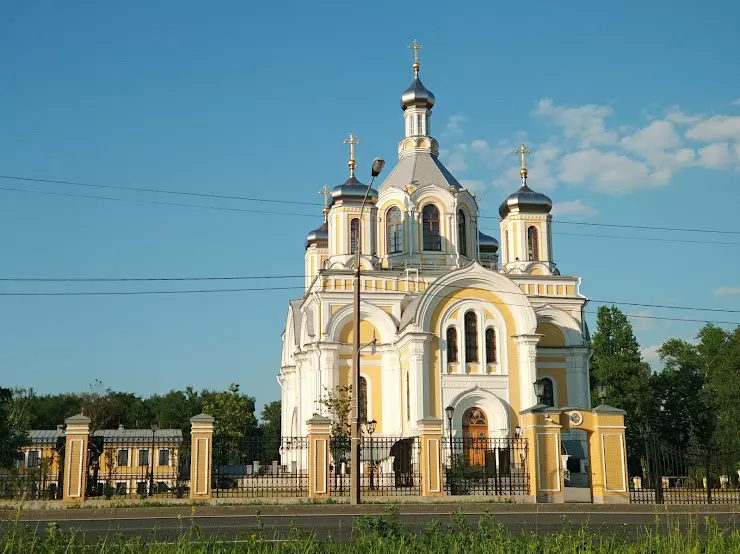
[381,347,402,435]
[514,334,541,410]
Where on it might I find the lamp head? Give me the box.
[533,379,545,402]
[371,158,386,177]
[445,405,454,423]
[151,423,159,432]
[515,426,522,438]
[367,419,377,435]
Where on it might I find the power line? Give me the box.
[0,275,305,282]
[3,173,739,236]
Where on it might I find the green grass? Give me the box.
[2,510,739,553]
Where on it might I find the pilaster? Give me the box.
[417,418,444,497]
[514,334,542,410]
[307,416,332,498]
[62,414,90,503]
[189,413,214,501]
[589,406,629,504]
[519,407,564,503]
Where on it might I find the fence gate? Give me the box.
[444,437,529,496]
[630,436,740,504]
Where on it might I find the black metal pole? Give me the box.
[149,430,155,497]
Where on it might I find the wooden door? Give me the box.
[462,407,488,467]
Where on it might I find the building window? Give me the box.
[158,449,170,466]
[27,450,40,468]
[485,328,497,363]
[457,210,467,256]
[138,449,149,467]
[446,327,458,363]
[350,218,360,254]
[416,114,422,135]
[359,376,368,423]
[527,226,539,261]
[406,372,410,421]
[117,449,129,467]
[422,204,441,251]
[464,312,478,363]
[541,378,555,407]
[386,207,403,253]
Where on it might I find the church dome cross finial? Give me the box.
[514,143,533,185]
[343,133,360,178]
[409,39,423,74]
[319,184,330,221]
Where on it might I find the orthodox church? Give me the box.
[279,43,591,452]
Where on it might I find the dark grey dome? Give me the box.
[401,76,435,110]
[478,231,499,253]
[499,183,553,219]
[305,221,328,249]
[330,176,379,205]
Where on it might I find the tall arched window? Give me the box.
[541,378,554,407]
[422,204,441,251]
[457,210,467,256]
[386,207,403,254]
[464,312,478,363]
[350,218,360,254]
[485,328,496,363]
[446,327,458,363]
[359,376,368,422]
[527,226,539,261]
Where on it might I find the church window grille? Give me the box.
[359,376,368,423]
[541,377,554,407]
[485,328,496,363]
[527,226,539,261]
[457,210,467,256]
[386,207,403,254]
[464,312,478,363]
[350,218,360,254]
[446,327,458,363]
[422,204,441,251]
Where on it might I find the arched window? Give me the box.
[541,378,554,407]
[464,312,478,363]
[386,207,403,254]
[485,328,496,363]
[446,327,458,363]
[422,204,441,251]
[350,218,360,254]
[457,210,467,256]
[359,376,368,422]
[527,226,539,261]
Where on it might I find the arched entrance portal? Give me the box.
[462,407,489,466]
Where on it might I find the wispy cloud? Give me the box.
[640,344,663,372]
[551,200,599,217]
[629,310,657,332]
[731,98,740,106]
[442,115,467,136]
[715,286,740,297]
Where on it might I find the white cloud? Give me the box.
[686,115,740,141]
[444,151,468,172]
[640,344,663,371]
[534,98,618,147]
[559,150,669,192]
[622,120,681,161]
[666,108,703,124]
[715,286,740,297]
[629,310,656,332]
[458,179,487,195]
[470,139,492,154]
[731,99,740,106]
[697,142,735,169]
[551,200,599,217]
[443,114,467,136]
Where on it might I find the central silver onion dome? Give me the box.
[478,231,499,253]
[305,221,328,249]
[401,74,435,110]
[499,182,553,219]
[330,175,379,206]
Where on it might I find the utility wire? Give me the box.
[2,173,739,236]
[0,275,305,282]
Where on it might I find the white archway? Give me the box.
[446,387,511,439]
[536,305,585,347]
[324,302,398,344]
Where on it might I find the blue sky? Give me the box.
[1,1,739,416]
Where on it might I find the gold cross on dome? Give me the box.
[343,133,360,163]
[408,39,423,67]
[514,143,533,170]
[318,184,330,208]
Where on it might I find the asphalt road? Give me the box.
[5,506,740,542]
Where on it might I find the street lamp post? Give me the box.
[350,157,385,506]
[366,419,377,490]
[445,405,454,493]
[149,423,158,497]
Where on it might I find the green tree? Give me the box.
[589,306,651,472]
[0,387,27,467]
[202,383,257,438]
[316,385,351,467]
[259,401,281,441]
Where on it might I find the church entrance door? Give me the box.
[462,407,489,467]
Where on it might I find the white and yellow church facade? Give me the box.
[279,47,592,464]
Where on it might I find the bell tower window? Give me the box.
[464,312,478,363]
[422,204,441,251]
[457,210,467,257]
[386,207,403,254]
[350,218,360,254]
[527,226,539,261]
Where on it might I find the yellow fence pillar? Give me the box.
[418,418,443,497]
[589,405,629,504]
[519,407,564,503]
[189,413,214,501]
[307,416,331,499]
[62,413,90,503]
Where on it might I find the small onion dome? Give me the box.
[330,175,379,206]
[401,75,435,111]
[498,183,553,219]
[478,231,499,253]
[305,221,328,249]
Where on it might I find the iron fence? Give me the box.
[0,435,65,500]
[330,435,421,497]
[212,435,307,498]
[630,436,740,504]
[85,429,188,499]
[444,436,529,496]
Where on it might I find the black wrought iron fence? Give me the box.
[212,435,307,498]
[86,429,188,499]
[0,434,65,500]
[444,437,529,496]
[630,436,740,504]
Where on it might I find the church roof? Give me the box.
[378,152,462,193]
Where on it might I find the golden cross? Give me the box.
[408,39,423,67]
[318,184,330,209]
[343,133,360,162]
[514,143,533,170]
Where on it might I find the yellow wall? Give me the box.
[339,320,379,344]
[536,322,565,347]
[539,368,568,407]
